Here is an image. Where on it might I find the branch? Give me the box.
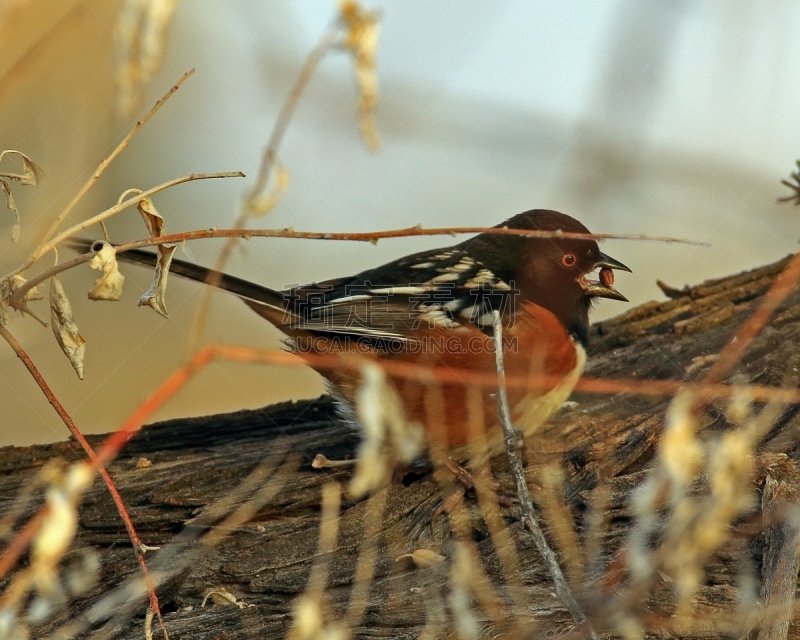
[490,310,598,640]
[109,224,708,250]
[24,70,195,273]
[0,324,168,635]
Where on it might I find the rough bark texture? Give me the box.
[4,255,800,639]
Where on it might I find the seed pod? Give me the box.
[600,267,615,287]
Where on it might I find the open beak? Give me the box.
[581,252,631,302]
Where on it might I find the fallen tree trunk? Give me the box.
[4,254,800,639]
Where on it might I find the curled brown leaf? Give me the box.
[0,149,45,186]
[136,195,166,237]
[138,243,177,317]
[116,0,180,118]
[88,243,126,301]
[134,194,177,317]
[339,1,381,150]
[0,150,44,242]
[50,277,86,379]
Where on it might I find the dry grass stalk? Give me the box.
[47,449,295,639]
[491,310,598,640]
[0,462,94,639]
[344,487,388,630]
[538,465,585,589]
[288,482,346,640]
[339,1,381,150]
[115,0,181,118]
[18,69,193,278]
[188,4,371,349]
[350,362,425,498]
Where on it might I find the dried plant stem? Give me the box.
[116,224,705,249]
[246,21,338,205]
[84,343,800,405]
[9,253,92,308]
[466,392,530,615]
[0,507,48,582]
[8,171,244,306]
[0,324,168,636]
[23,70,195,273]
[490,310,598,640]
[344,487,387,629]
[38,171,244,259]
[189,22,339,348]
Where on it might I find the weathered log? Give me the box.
[3,254,800,639]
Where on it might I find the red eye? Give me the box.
[561,254,577,267]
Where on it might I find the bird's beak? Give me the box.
[594,252,632,273]
[581,252,631,302]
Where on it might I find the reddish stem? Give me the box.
[92,341,800,471]
[0,508,47,582]
[0,325,167,634]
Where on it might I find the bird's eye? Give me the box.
[561,254,577,267]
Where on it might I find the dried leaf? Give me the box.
[0,149,45,186]
[339,1,381,150]
[116,0,180,118]
[50,276,86,379]
[246,164,290,217]
[201,588,252,609]
[133,195,177,316]
[1,179,19,243]
[11,274,43,303]
[136,195,165,237]
[0,151,43,242]
[396,549,447,568]
[138,242,177,317]
[7,274,47,325]
[18,154,44,186]
[88,242,126,301]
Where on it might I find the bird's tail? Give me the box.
[68,239,289,310]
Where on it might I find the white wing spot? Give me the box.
[446,259,474,273]
[429,272,461,283]
[369,286,430,295]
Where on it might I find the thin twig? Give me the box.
[23,70,195,273]
[0,324,169,637]
[10,220,701,315]
[113,224,705,249]
[0,508,48,582]
[8,171,245,305]
[8,253,92,309]
[37,171,245,259]
[491,310,598,640]
[246,21,339,205]
[84,343,800,404]
[189,21,339,348]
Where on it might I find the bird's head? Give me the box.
[467,209,631,346]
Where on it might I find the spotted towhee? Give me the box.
[76,209,629,456]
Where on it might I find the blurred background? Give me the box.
[1,0,799,446]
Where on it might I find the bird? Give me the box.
[72,209,629,458]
